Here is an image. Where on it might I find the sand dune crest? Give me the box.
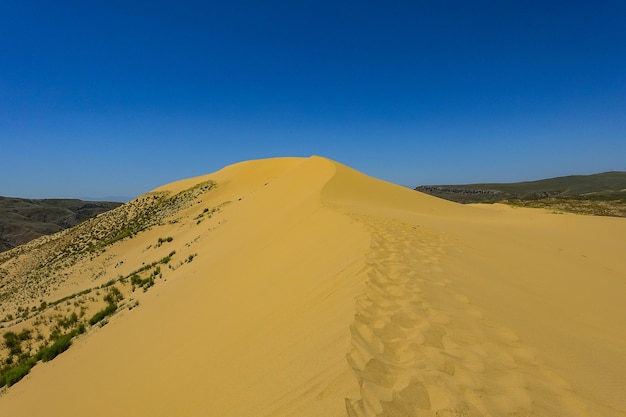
[0,156,624,417]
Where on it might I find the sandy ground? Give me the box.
[1,156,624,416]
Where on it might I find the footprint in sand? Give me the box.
[345,216,600,417]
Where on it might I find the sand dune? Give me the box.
[1,156,624,416]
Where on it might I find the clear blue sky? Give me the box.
[1,1,625,200]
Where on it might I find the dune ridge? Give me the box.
[0,156,624,417]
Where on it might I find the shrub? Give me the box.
[142,278,154,292]
[157,236,173,247]
[39,333,74,362]
[130,274,154,291]
[18,329,32,341]
[130,273,142,286]
[103,286,123,304]
[57,313,78,330]
[101,279,116,288]
[3,331,22,356]
[88,303,117,326]
[0,359,36,387]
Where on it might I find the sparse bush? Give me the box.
[103,286,123,304]
[130,273,142,286]
[18,329,32,341]
[3,331,22,356]
[157,236,173,247]
[160,255,171,264]
[49,326,62,342]
[101,278,116,288]
[130,274,154,291]
[142,278,154,292]
[57,313,78,330]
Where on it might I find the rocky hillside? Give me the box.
[0,197,123,252]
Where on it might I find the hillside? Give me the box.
[415,171,626,216]
[0,197,122,252]
[0,157,625,417]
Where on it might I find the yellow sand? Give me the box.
[1,156,625,416]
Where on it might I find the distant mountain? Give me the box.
[0,196,122,252]
[415,171,626,216]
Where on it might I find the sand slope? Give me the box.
[1,156,625,417]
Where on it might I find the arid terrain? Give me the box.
[1,156,624,417]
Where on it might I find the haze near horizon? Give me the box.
[1,1,625,199]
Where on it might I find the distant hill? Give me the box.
[0,197,122,252]
[415,171,626,217]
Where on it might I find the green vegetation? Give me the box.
[103,286,123,305]
[160,251,176,264]
[503,195,626,217]
[38,332,74,362]
[0,358,36,387]
[130,273,154,292]
[88,303,117,326]
[0,284,127,387]
[0,181,220,389]
[415,171,626,217]
[156,236,173,247]
[3,331,25,356]
[0,325,82,387]
[57,313,78,330]
[195,205,222,224]
[89,287,122,325]
[101,278,117,288]
[47,288,92,310]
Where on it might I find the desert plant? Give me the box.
[38,332,74,362]
[88,303,117,326]
[57,313,78,330]
[156,236,173,247]
[103,286,123,304]
[0,358,36,387]
[3,331,22,356]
